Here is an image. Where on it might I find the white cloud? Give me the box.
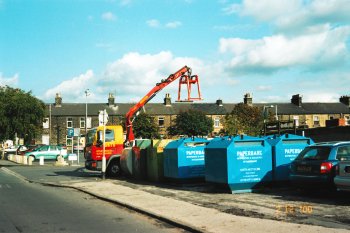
[219,25,350,73]
[99,51,205,102]
[40,52,215,103]
[101,12,116,21]
[146,19,160,28]
[256,85,272,92]
[147,19,182,29]
[43,70,95,102]
[231,0,350,32]
[0,73,19,87]
[302,92,339,102]
[165,21,182,29]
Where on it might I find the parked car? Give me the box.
[16,145,42,155]
[4,145,20,155]
[25,145,68,161]
[289,141,350,190]
[334,156,350,192]
[57,143,67,149]
[3,145,20,159]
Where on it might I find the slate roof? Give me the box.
[254,103,350,115]
[46,102,234,116]
[46,101,350,117]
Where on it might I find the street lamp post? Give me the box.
[85,89,90,137]
[263,105,278,121]
[263,105,279,136]
[275,105,278,121]
[84,89,90,166]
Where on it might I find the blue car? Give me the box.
[290,141,350,190]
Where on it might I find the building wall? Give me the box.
[37,102,350,145]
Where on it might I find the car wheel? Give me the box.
[106,159,121,177]
[56,155,61,161]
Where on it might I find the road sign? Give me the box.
[68,154,78,161]
[74,128,81,137]
[99,109,108,126]
[67,128,74,137]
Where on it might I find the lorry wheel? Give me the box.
[106,160,121,177]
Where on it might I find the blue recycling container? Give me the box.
[163,137,209,179]
[205,135,273,193]
[265,134,313,182]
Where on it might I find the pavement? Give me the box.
[0,159,349,233]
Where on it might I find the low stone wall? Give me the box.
[7,154,30,165]
[6,154,69,166]
[286,126,350,143]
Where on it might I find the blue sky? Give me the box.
[1,0,350,104]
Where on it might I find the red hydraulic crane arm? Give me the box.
[124,65,192,146]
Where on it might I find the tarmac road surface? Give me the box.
[1,160,349,232]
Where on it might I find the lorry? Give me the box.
[84,66,202,177]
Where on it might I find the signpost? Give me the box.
[99,109,108,179]
[74,128,81,165]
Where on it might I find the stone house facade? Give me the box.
[39,93,350,145]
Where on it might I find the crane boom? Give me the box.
[124,65,198,146]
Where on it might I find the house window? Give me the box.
[293,116,299,127]
[158,117,165,127]
[67,117,73,128]
[43,118,49,129]
[214,117,220,128]
[80,117,85,128]
[87,117,92,129]
[42,135,49,145]
[345,116,350,125]
[313,115,320,127]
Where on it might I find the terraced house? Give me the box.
[40,93,350,145]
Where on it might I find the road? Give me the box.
[0,169,187,233]
[2,159,350,232]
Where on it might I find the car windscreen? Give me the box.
[295,146,331,161]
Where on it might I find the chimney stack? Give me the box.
[216,99,223,106]
[340,95,350,107]
[244,93,253,106]
[164,93,171,106]
[55,93,62,107]
[291,94,302,107]
[108,93,115,106]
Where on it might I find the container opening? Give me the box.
[235,141,263,147]
[282,139,309,145]
[184,142,208,147]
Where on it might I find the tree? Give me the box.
[132,112,160,139]
[0,86,45,144]
[221,103,264,136]
[168,109,213,137]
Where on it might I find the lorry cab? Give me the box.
[84,125,124,176]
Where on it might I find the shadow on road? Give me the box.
[53,168,101,178]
